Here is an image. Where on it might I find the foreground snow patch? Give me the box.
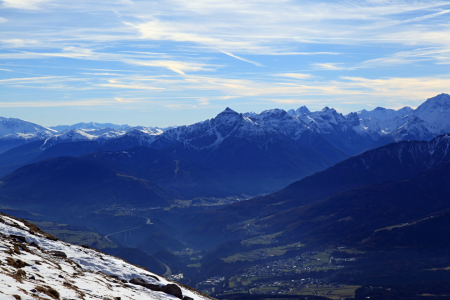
[0,214,209,300]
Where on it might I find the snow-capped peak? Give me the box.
[213,107,242,125]
[61,129,97,140]
[0,117,56,140]
[414,93,450,135]
[355,105,414,135]
[287,106,310,116]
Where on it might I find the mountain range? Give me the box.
[0,93,449,197]
[1,94,448,154]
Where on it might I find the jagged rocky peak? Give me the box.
[346,112,360,126]
[214,107,242,124]
[287,105,310,116]
[296,105,310,114]
[221,107,239,115]
[318,106,341,117]
[259,108,289,118]
[318,106,344,118]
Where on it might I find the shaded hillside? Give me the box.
[361,207,450,251]
[0,130,166,177]
[80,146,241,198]
[180,135,450,248]
[0,156,175,214]
[263,160,450,247]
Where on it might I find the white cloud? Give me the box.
[276,73,313,79]
[125,59,213,75]
[312,63,353,70]
[2,0,51,9]
[0,76,74,84]
[1,39,38,47]
[0,99,120,107]
[400,9,450,24]
[98,79,164,90]
[220,51,263,67]
[358,47,450,67]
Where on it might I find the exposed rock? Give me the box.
[129,277,161,291]
[30,242,39,248]
[9,235,26,243]
[161,284,183,299]
[148,274,160,281]
[48,251,67,258]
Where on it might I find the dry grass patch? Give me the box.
[6,257,28,268]
[36,286,60,299]
[10,269,27,283]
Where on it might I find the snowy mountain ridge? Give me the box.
[0,117,56,141]
[413,93,450,135]
[353,133,450,171]
[158,107,314,152]
[1,93,449,156]
[39,127,164,150]
[0,213,209,300]
[50,122,130,132]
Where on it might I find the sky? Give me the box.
[1,0,450,127]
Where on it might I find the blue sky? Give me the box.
[1,0,450,127]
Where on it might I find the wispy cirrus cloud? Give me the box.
[124,59,213,75]
[220,51,263,67]
[399,9,450,24]
[98,79,164,90]
[0,76,81,84]
[0,99,124,107]
[276,73,313,79]
[1,0,51,9]
[312,63,354,71]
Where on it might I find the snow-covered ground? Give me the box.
[0,214,210,300]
